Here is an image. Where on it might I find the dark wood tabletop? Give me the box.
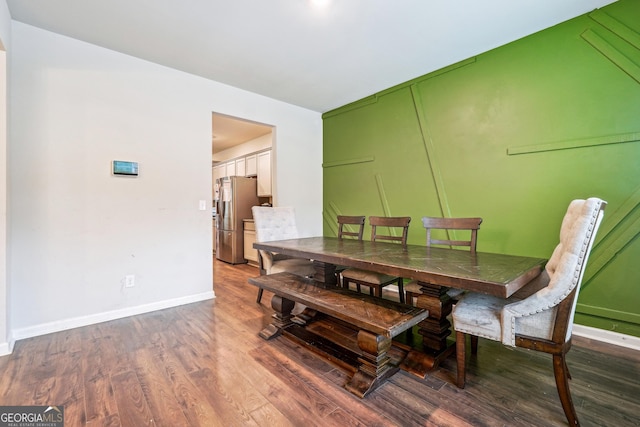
[254,236,546,298]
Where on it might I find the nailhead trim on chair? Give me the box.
[501,198,603,346]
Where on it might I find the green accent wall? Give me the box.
[322,0,640,338]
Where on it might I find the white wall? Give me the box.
[272,117,323,235]
[0,0,10,354]
[9,22,322,340]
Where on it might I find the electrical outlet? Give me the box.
[125,274,135,288]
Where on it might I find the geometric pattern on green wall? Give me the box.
[509,9,640,156]
[507,132,640,155]
[583,185,640,287]
[410,85,450,219]
[587,9,640,75]
[582,27,640,84]
[572,8,640,328]
[322,0,640,337]
[576,185,640,326]
[324,173,407,239]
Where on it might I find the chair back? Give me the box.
[337,215,365,240]
[546,198,606,342]
[251,206,300,243]
[369,216,411,245]
[422,217,482,253]
[251,206,301,275]
[502,198,606,346]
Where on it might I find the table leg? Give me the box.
[259,295,295,340]
[312,260,337,287]
[345,330,397,398]
[400,282,455,377]
[291,260,336,326]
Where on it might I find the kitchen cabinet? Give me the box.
[243,220,258,265]
[257,150,272,197]
[213,164,225,182]
[235,158,246,177]
[245,154,257,176]
[225,161,236,177]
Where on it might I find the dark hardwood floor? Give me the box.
[0,258,638,426]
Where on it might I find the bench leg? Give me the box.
[259,295,295,340]
[292,307,319,326]
[345,330,397,398]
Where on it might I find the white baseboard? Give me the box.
[11,291,216,342]
[573,324,640,351]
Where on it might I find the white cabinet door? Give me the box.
[245,154,257,176]
[213,164,226,181]
[257,151,272,197]
[225,161,236,177]
[235,158,246,177]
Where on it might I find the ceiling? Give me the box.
[212,113,272,154]
[6,0,617,114]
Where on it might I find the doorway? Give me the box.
[211,113,274,271]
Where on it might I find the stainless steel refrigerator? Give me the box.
[215,176,259,264]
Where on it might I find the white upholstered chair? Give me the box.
[251,206,315,303]
[453,198,606,427]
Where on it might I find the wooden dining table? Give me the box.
[253,236,546,377]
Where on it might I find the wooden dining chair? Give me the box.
[341,216,411,303]
[251,206,315,303]
[452,198,606,427]
[335,215,366,285]
[405,216,483,305]
[337,215,366,240]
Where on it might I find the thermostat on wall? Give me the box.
[112,160,139,176]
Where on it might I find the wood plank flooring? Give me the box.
[0,258,638,426]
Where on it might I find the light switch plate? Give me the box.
[199,200,207,211]
[125,274,135,288]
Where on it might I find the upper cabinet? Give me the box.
[257,151,272,197]
[235,157,246,177]
[213,164,225,184]
[213,149,272,197]
[245,154,257,177]
[225,160,236,177]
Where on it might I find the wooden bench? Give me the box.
[248,272,429,397]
